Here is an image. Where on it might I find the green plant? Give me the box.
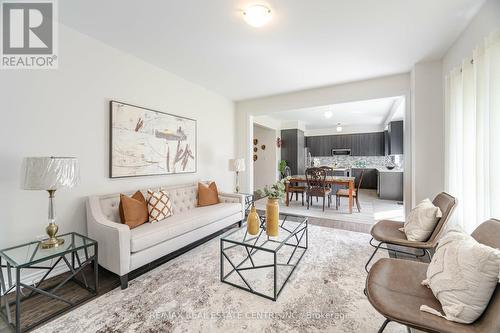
[278,160,287,178]
[256,178,288,200]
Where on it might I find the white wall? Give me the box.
[443,0,500,73]
[0,25,235,248]
[280,120,306,132]
[411,61,444,204]
[253,125,278,190]
[253,115,281,130]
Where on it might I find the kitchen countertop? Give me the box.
[320,165,403,173]
[376,167,404,173]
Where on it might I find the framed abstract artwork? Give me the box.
[110,101,197,178]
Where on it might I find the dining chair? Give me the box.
[284,166,306,205]
[319,165,334,176]
[365,218,500,333]
[319,166,334,203]
[336,169,364,212]
[364,192,457,273]
[305,167,332,211]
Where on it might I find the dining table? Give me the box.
[285,175,356,213]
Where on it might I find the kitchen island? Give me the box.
[376,167,403,201]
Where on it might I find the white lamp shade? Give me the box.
[229,158,245,172]
[21,157,80,190]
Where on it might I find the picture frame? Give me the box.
[110,101,197,178]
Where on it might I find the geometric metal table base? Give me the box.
[221,214,308,301]
[0,233,98,333]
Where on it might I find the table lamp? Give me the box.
[229,158,245,193]
[21,157,80,249]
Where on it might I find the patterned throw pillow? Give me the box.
[147,190,173,223]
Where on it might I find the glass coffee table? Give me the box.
[220,212,308,301]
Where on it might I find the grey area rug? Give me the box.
[35,225,406,333]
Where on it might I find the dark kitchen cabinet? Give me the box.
[352,133,384,156]
[305,132,384,157]
[281,129,305,175]
[384,130,390,156]
[387,121,403,155]
[366,132,384,156]
[305,136,320,156]
[350,134,361,156]
[297,130,305,174]
[319,136,330,156]
[352,168,378,190]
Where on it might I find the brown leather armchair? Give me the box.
[366,218,500,333]
[365,192,457,272]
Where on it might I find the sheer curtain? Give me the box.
[444,31,500,233]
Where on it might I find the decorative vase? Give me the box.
[247,204,260,235]
[265,198,279,236]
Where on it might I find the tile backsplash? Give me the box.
[311,155,403,169]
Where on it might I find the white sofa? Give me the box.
[86,183,244,288]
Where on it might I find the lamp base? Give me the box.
[41,237,65,249]
[41,222,64,249]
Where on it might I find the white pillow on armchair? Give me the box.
[420,227,500,323]
[400,198,442,241]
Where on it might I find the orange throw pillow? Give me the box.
[119,191,148,229]
[198,182,220,207]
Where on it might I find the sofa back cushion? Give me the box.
[98,183,199,223]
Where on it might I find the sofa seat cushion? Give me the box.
[130,202,241,252]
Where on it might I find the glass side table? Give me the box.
[0,232,98,333]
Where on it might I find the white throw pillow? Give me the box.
[147,190,173,223]
[400,199,442,241]
[420,228,500,324]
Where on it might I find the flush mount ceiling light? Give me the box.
[324,111,333,119]
[336,123,343,132]
[243,4,272,28]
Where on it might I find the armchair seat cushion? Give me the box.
[130,202,241,252]
[366,258,475,333]
[370,220,432,249]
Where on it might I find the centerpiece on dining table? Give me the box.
[254,178,288,236]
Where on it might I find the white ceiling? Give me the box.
[270,97,402,130]
[60,0,484,100]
